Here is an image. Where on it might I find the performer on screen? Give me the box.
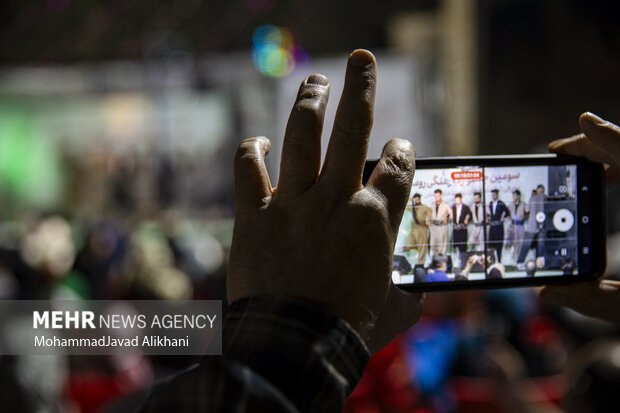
[429,189,452,255]
[452,193,472,256]
[487,189,509,261]
[469,192,485,251]
[517,184,547,269]
[506,189,527,262]
[406,193,432,264]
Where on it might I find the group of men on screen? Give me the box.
[407,185,547,268]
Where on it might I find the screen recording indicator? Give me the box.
[393,164,578,285]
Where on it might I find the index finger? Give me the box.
[320,49,376,192]
[548,134,620,187]
[579,112,620,163]
[367,283,423,353]
[548,134,615,165]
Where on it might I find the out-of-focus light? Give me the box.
[252,44,290,77]
[291,46,311,67]
[278,27,294,49]
[252,25,281,49]
[192,233,224,274]
[252,25,310,78]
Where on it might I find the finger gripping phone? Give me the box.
[363,154,606,291]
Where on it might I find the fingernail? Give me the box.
[306,74,328,86]
[583,112,607,126]
[540,288,567,305]
[349,49,375,67]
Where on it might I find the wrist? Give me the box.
[225,294,371,359]
[224,295,370,409]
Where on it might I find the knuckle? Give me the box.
[297,86,327,103]
[286,88,328,140]
[380,157,414,190]
[291,99,324,127]
[384,156,412,181]
[383,140,416,172]
[360,67,377,84]
[359,70,376,102]
[235,147,262,173]
[235,151,260,169]
[332,119,373,143]
[344,65,376,106]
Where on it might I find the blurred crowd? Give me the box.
[0,150,231,412]
[345,284,620,413]
[1,137,620,413]
[2,156,620,413]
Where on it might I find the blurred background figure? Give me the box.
[1,0,620,411]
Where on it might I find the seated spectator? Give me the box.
[561,258,576,275]
[486,267,503,280]
[414,266,428,283]
[486,262,505,280]
[427,254,451,282]
[525,259,537,277]
[456,254,484,280]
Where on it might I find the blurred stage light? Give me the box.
[252,25,310,78]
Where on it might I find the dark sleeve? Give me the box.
[465,205,472,220]
[139,296,370,413]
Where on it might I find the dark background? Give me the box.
[2,1,620,412]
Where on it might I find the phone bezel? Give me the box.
[364,154,606,291]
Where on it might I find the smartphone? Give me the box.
[363,154,606,291]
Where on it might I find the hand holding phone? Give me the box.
[539,112,620,322]
[366,151,606,292]
[548,112,620,188]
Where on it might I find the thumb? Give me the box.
[367,283,424,353]
[579,112,620,168]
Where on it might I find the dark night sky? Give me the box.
[0,0,436,63]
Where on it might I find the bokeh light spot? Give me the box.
[252,25,310,78]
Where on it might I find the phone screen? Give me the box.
[363,156,606,290]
